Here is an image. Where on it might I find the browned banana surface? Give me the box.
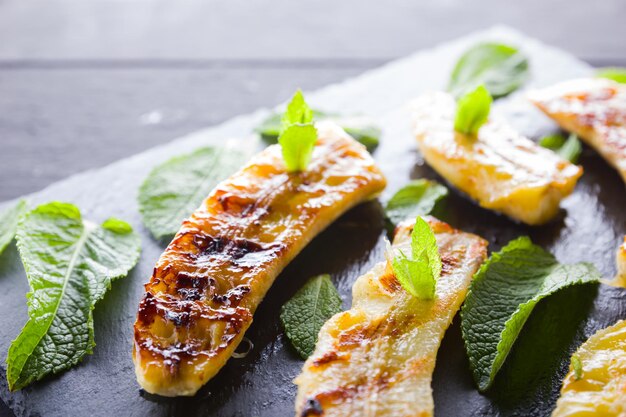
[294,216,487,417]
[529,78,626,184]
[133,121,386,396]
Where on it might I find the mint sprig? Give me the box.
[454,84,492,136]
[391,217,442,299]
[278,90,318,172]
[256,110,380,152]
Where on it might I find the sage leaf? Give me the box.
[138,146,248,239]
[460,236,601,391]
[449,42,529,98]
[385,179,448,227]
[0,199,27,256]
[6,202,141,390]
[280,274,342,359]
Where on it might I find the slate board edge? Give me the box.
[0,25,599,416]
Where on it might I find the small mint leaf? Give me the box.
[385,179,448,228]
[454,84,492,136]
[280,274,342,359]
[391,217,441,300]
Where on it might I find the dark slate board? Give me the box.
[0,27,624,417]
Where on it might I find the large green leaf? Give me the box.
[448,42,529,98]
[280,274,342,359]
[0,199,27,256]
[6,202,141,390]
[461,236,600,392]
[138,146,248,239]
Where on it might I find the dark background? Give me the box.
[1,1,625,416]
[1,0,626,202]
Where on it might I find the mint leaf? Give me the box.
[454,84,492,136]
[385,179,448,227]
[6,202,141,390]
[278,90,318,172]
[449,42,529,98]
[280,274,342,359]
[0,199,27,256]
[460,236,601,392]
[279,124,318,172]
[391,217,441,299]
[257,111,380,152]
[539,133,582,163]
[571,354,583,380]
[597,67,626,84]
[282,89,314,128]
[138,146,247,239]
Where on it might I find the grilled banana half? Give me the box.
[552,319,626,417]
[410,92,582,225]
[294,216,487,417]
[529,78,626,184]
[133,121,386,397]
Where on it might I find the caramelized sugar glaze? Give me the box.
[529,78,626,183]
[133,122,386,396]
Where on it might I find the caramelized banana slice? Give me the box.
[410,92,582,225]
[294,216,487,417]
[552,320,626,417]
[133,121,386,397]
[529,78,626,184]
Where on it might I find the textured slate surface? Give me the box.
[0,27,624,417]
[0,64,376,201]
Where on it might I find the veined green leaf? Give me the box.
[280,274,342,359]
[0,199,27,256]
[6,202,141,390]
[460,236,601,392]
[385,179,448,227]
[256,111,381,152]
[138,146,248,239]
[278,90,318,172]
[539,133,582,163]
[596,67,626,84]
[454,84,492,136]
[391,217,441,299]
[449,42,529,98]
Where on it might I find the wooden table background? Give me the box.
[1,0,625,415]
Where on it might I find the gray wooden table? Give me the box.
[1,1,625,415]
